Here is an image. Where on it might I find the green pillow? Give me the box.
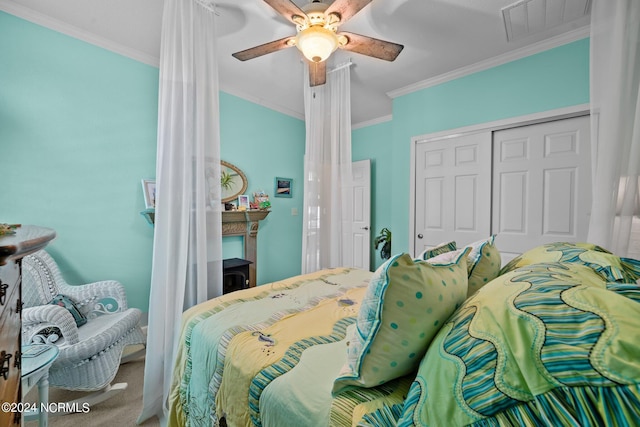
[398,261,640,427]
[465,235,501,297]
[50,294,87,327]
[332,249,470,394]
[499,242,637,283]
[428,236,501,298]
[418,241,456,260]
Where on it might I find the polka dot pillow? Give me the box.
[428,235,501,298]
[332,249,470,394]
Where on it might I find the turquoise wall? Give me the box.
[1,10,591,309]
[388,38,590,257]
[1,12,158,312]
[219,92,305,284]
[0,12,305,312]
[352,121,392,270]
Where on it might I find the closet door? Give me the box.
[414,132,492,255]
[492,115,591,263]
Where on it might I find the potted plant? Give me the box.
[221,170,233,191]
[374,227,392,260]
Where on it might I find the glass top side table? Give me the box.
[21,344,59,427]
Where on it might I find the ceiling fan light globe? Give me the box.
[295,26,338,63]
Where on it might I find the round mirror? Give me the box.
[220,160,248,202]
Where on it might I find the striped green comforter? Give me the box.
[166,267,409,427]
[168,246,640,427]
[398,261,640,426]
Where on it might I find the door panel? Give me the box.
[414,132,492,255]
[345,160,371,270]
[492,116,591,263]
[498,171,528,233]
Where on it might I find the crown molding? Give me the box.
[411,103,590,143]
[0,0,160,67]
[352,114,392,130]
[387,26,591,99]
[0,1,307,120]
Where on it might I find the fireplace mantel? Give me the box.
[222,210,269,287]
[140,209,269,287]
[221,210,269,235]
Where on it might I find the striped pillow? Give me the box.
[418,241,456,260]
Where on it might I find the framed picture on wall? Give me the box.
[142,179,156,208]
[274,177,292,198]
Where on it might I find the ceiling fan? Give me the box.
[232,0,404,86]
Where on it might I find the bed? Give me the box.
[167,240,640,427]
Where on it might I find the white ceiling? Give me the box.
[0,0,591,126]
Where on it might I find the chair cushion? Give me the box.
[49,308,145,390]
[54,308,142,363]
[50,294,87,327]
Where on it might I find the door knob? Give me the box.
[417,234,423,239]
[361,226,369,230]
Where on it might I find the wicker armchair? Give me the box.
[21,250,146,405]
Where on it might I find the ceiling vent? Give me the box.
[502,0,592,42]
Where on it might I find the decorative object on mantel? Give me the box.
[251,191,271,210]
[0,223,20,236]
[139,160,268,223]
[221,161,248,204]
[274,177,292,198]
[238,194,250,211]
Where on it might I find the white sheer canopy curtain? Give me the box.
[138,0,223,423]
[588,0,640,257]
[301,63,353,273]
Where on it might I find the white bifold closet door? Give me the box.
[414,115,591,264]
[414,132,492,255]
[492,115,591,263]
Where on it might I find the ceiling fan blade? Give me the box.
[232,36,295,61]
[325,0,372,25]
[263,0,307,25]
[308,60,326,87]
[337,32,404,61]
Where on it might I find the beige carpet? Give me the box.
[24,348,160,427]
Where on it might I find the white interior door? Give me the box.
[414,133,492,255]
[492,115,591,263]
[343,160,371,270]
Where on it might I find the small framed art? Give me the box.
[274,177,292,198]
[238,194,250,209]
[142,179,156,208]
